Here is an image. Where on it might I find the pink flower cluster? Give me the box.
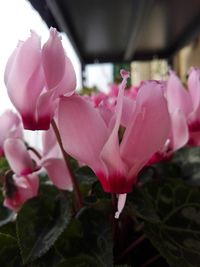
[2,28,200,216]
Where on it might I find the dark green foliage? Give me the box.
[31,247,64,267]
[0,193,15,228]
[0,233,21,266]
[56,207,113,267]
[55,255,99,267]
[16,185,71,265]
[129,179,200,267]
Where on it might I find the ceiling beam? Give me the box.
[124,0,155,61]
[46,0,84,64]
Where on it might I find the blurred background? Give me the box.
[1,0,200,146]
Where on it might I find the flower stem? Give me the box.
[27,146,42,159]
[112,193,117,213]
[117,233,146,261]
[140,254,160,267]
[51,119,83,210]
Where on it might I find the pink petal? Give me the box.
[42,28,76,95]
[16,173,39,199]
[42,28,65,89]
[20,64,45,129]
[5,31,44,116]
[4,173,39,211]
[58,94,109,173]
[4,138,34,175]
[42,124,63,160]
[41,125,72,190]
[96,171,132,193]
[57,56,76,96]
[170,109,189,150]
[188,131,200,146]
[4,31,41,86]
[42,126,57,157]
[0,110,23,148]
[187,68,200,123]
[166,71,192,116]
[98,105,113,127]
[100,70,129,176]
[121,96,136,127]
[120,81,170,179]
[34,89,57,130]
[42,158,73,190]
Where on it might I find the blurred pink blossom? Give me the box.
[0,110,23,156]
[3,138,39,211]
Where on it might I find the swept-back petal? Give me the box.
[55,56,76,96]
[0,110,22,147]
[188,68,200,120]
[5,31,43,114]
[4,138,34,175]
[42,158,73,190]
[4,31,41,87]
[42,28,66,89]
[100,70,129,175]
[166,71,192,116]
[121,96,135,127]
[42,126,57,157]
[4,173,39,211]
[98,105,113,127]
[170,109,189,150]
[58,95,109,172]
[41,125,72,190]
[120,81,170,178]
[42,28,76,95]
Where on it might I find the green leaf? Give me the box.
[131,179,200,267]
[0,222,17,237]
[0,233,21,266]
[16,185,72,265]
[55,218,83,258]
[55,255,99,267]
[78,207,113,267]
[155,146,200,183]
[127,185,160,223]
[0,156,9,174]
[75,166,98,199]
[0,188,16,228]
[31,247,64,267]
[75,166,97,184]
[56,207,113,267]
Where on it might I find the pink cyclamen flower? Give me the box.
[41,126,73,190]
[0,110,23,156]
[58,71,170,200]
[164,69,200,147]
[149,72,190,164]
[166,71,190,150]
[4,28,76,130]
[3,138,39,211]
[187,68,200,145]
